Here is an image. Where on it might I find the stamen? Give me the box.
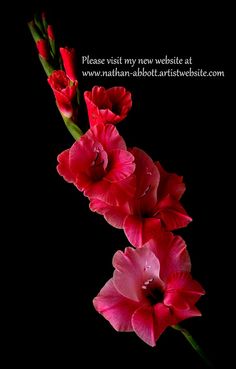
[138,185,151,199]
[91,151,104,167]
[91,152,99,166]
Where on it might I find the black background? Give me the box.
[13,1,231,367]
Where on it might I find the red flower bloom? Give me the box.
[90,148,192,247]
[57,124,136,205]
[48,70,78,118]
[155,161,186,200]
[60,47,77,81]
[93,232,204,347]
[84,86,132,127]
[36,39,50,60]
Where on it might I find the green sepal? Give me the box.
[41,12,48,33]
[34,13,46,38]
[28,21,41,43]
[49,39,56,57]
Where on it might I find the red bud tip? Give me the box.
[36,39,50,60]
[60,47,77,81]
[47,25,55,41]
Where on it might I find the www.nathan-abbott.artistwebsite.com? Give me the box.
[81,55,224,78]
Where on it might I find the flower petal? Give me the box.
[123,215,143,247]
[124,215,161,248]
[157,195,192,230]
[89,199,129,229]
[172,306,202,321]
[87,123,127,152]
[153,303,176,341]
[93,278,139,332]
[85,86,132,126]
[130,147,160,213]
[113,247,161,302]
[85,174,135,206]
[53,90,73,118]
[131,148,160,197]
[57,149,75,183]
[164,272,205,310]
[156,161,186,200]
[105,149,135,182]
[99,108,118,124]
[131,305,156,346]
[69,135,108,191]
[84,98,101,126]
[145,234,191,282]
[89,86,111,110]
[107,86,132,120]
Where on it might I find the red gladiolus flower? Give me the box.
[48,70,78,118]
[84,86,132,126]
[57,124,136,205]
[93,232,205,347]
[90,147,192,247]
[60,47,77,81]
[36,39,49,60]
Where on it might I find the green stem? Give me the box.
[39,56,55,76]
[172,324,214,368]
[61,115,83,140]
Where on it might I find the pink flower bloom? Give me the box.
[90,147,192,247]
[57,124,136,205]
[36,39,49,60]
[60,47,77,81]
[93,232,205,347]
[48,70,78,118]
[84,86,132,127]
